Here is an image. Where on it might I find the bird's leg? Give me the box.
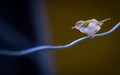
[89,30,98,38]
[89,33,95,38]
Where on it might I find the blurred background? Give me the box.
[0,0,120,75]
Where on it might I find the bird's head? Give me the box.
[71,20,84,29]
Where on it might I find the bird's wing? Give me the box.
[83,20,91,27]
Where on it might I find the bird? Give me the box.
[72,18,111,38]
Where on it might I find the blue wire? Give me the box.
[0,22,120,56]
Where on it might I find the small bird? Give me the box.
[72,18,111,38]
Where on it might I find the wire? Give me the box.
[0,22,120,56]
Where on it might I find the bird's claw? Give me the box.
[89,33,95,38]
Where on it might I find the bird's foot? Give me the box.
[89,33,95,38]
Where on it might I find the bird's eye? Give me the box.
[76,24,80,26]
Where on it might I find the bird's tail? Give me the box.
[99,18,111,23]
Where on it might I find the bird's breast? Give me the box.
[79,24,101,34]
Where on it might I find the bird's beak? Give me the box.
[71,26,76,29]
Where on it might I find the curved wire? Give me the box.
[0,22,120,56]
